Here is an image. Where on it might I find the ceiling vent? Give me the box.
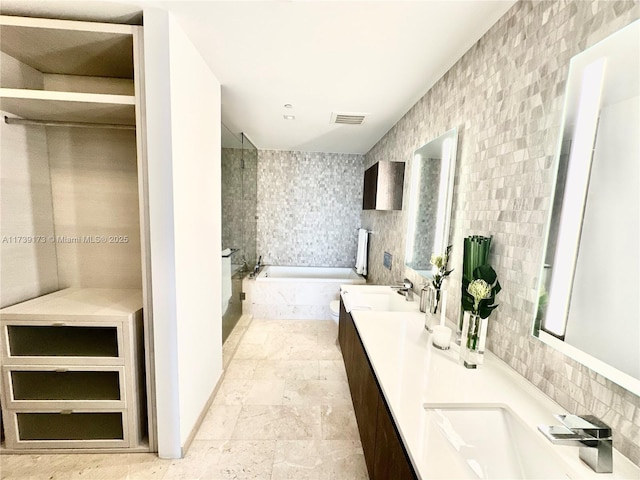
[331,112,367,125]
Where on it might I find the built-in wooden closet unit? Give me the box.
[0,14,155,452]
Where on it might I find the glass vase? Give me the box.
[459,236,492,341]
[459,311,488,368]
[424,285,440,332]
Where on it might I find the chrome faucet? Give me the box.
[253,256,262,276]
[392,278,414,301]
[538,414,612,473]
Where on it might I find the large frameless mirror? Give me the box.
[405,128,458,277]
[533,20,639,395]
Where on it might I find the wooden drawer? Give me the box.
[2,366,126,409]
[1,320,126,366]
[3,409,129,449]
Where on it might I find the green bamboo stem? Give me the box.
[466,314,480,350]
[460,235,492,330]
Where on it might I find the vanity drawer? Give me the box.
[2,366,126,409]
[1,321,125,365]
[3,409,129,449]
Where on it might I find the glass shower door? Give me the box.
[221,124,257,342]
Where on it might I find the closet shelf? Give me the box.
[0,15,135,79]
[0,88,136,125]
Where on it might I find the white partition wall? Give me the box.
[143,8,223,459]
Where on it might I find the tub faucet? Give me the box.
[538,414,612,473]
[392,278,414,301]
[253,256,262,276]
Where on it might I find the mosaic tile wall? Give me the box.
[221,148,242,252]
[257,150,364,267]
[409,157,441,271]
[243,146,258,265]
[362,0,640,464]
[222,147,258,266]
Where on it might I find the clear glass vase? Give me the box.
[424,285,440,331]
[459,311,488,368]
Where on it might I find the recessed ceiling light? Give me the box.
[284,104,293,109]
[283,114,296,120]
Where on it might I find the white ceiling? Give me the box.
[1,0,517,154]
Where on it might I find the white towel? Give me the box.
[355,228,368,276]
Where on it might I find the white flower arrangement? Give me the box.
[467,279,492,313]
[430,245,453,290]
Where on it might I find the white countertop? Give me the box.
[345,291,639,479]
[0,287,143,320]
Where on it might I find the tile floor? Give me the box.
[0,317,368,480]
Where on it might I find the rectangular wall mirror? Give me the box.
[533,20,639,395]
[405,128,458,277]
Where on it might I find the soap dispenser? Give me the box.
[419,284,429,313]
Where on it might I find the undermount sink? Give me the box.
[342,286,420,313]
[421,404,578,479]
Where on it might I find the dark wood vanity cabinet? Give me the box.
[338,299,417,480]
[338,299,354,383]
[373,400,416,480]
[343,305,379,474]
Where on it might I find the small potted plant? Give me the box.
[459,264,501,368]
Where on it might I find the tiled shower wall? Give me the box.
[222,147,258,266]
[362,0,639,464]
[257,150,364,267]
[221,148,243,253]
[243,146,259,265]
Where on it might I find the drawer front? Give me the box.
[3,409,129,449]
[1,321,125,365]
[2,366,126,409]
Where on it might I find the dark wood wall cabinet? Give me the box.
[338,299,417,480]
[362,161,405,210]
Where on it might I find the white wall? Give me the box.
[144,8,223,458]
[47,127,141,289]
[0,113,59,308]
[167,13,223,445]
[0,54,59,308]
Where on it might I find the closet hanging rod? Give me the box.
[4,116,136,130]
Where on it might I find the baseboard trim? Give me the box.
[181,372,222,457]
[180,315,254,457]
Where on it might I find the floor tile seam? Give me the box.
[229,435,325,442]
[222,316,255,369]
[215,406,242,445]
[232,408,323,440]
[190,442,277,480]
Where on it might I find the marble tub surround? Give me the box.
[243,278,340,320]
[349,307,640,479]
[243,268,365,320]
